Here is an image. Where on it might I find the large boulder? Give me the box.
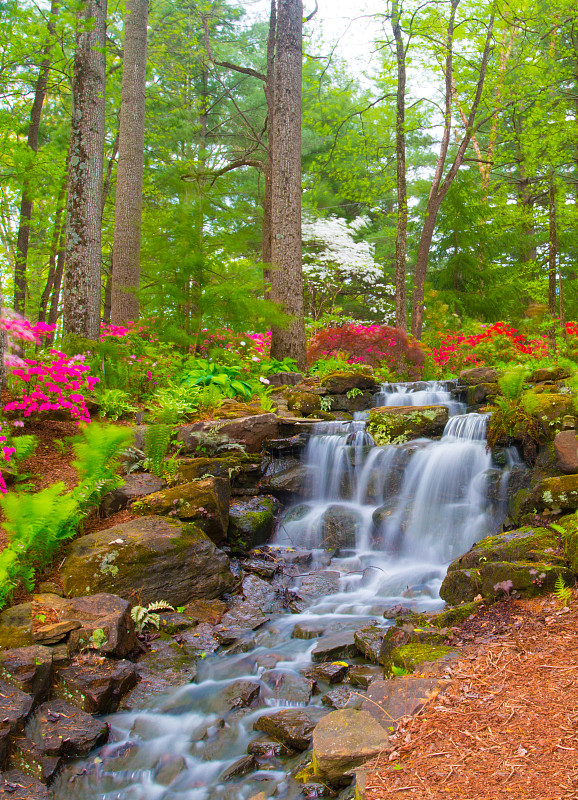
[361,677,446,729]
[0,646,52,703]
[228,495,280,553]
[177,414,279,454]
[533,474,578,511]
[263,463,310,499]
[317,505,362,550]
[312,631,358,662]
[133,477,230,544]
[554,430,578,474]
[447,526,564,571]
[531,366,571,383]
[523,392,573,439]
[61,517,235,607]
[100,473,165,516]
[0,604,33,650]
[173,454,261,486]
[440,561,574,604]
[321,373,379,395]
[459,367,499,385]
[53,656,138,714]
[26,698,108,758]
[286,391,322,416]
[312,709,389,786]
[368,405,448,445]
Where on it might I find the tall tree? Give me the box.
[13,0,59,315]
[110,0,149,326]
[269,0,307,368]
[63,0,108,339]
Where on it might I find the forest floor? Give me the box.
[366,592,578,800]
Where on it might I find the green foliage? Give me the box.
[194,424,246,457]
[73,423,134,506]
[498,368,529,402]
[9,435,37,477]
[319,396,333,412]
[180,361,253,400]
[98,389,138,421]
[88,628,109,650]
[309,357,371,379]
[346,387,363,400]
[144,424,173,477]
[259,358,299,375]
[131,600,175,634]
[554,573,572,607]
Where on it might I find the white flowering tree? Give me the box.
[301,213,395,322]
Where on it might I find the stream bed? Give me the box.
[52,381,515,800]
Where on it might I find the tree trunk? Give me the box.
[0,286,6,389]
[269,0,307,370]
[39,177,67,324]
[47,224,66,341]
[13,0,59,315]
[110,0,148,326]
[262,0,276,296]
[548,172,558,352]
[391,0,407,331]
[63,0,108,340]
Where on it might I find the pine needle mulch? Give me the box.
[366,593,578,800]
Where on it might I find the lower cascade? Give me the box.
[53,382,515,800]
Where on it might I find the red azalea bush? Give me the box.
[427,322,549,375]
[307,323,425,377]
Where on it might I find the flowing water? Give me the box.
[53,381,515,800]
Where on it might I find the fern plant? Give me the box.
[131,601,175,633]
[144,424,173,477]
[73,423,134,507]
[554,574,573,607]
[497,367,528,401]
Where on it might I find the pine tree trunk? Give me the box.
[39,180,66,324]
[262,0,276,297]
[548,173,558,353]
[110,0,148,326]
[269,0,307,370]
[391,0,407,332]
[63,0,108,340]
[13,0,59,315]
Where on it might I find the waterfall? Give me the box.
[374,379,465,416]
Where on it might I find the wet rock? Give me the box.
[261,670,313,704]
[387,644,456,675]
[134,478,230,545]
[377,627,411,666]
[53,656,138,714]
[8,738,60,785]
[253,710,318,751]
[153,754,188,786]
[290,571,341,613]
[32,620,81,646]
[312,709,389,786]
[321,373,379,395]
[312,631,358,663]
[175,454,260,484]
[242,558,278,580]
[309,662,349,684]
[242,575,281,615]
[247,737,296,757]
[368,405,449,445]
[157,612,196,634]
[0,769,49,799]
[531,366,571,382]
[362,677,446,729]
[0,681,33,768]
[318,505,362,550]
[0,646,52,703]
[348,665,383,689]
[0,604,33,650]
[57,594,137,659]
[448,526,563,571]
[321,686,361,710]
[229,495,280,553]
[100,473,165,516]
[177,413,279,454]
[182,599,227,626]
[61,517,235,607]
[439,568,481,605]
[216,601,268,642]
[466,383,498,405]
[554,430,578,473]
[354,624,386,663]
[27,699,108,757]
[273,547,313,567]
[221,680,261,710]
[221,754,257,781]
[264,463,310,499]
[119,638,198,710]
[292,622,326,640]
[459,367,499,385]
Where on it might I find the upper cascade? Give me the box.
[374,380,464,415]
[443,412,489,441]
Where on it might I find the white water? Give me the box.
[374,379,464,416]
[52,381,514,800]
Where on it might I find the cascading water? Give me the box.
[53,381,515,800]
[374,379,465,415]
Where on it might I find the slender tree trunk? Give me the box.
[262,0,276,296]
[0,287,6,388]
[47,224,66,343]
[269,0,307,369]
[14,0,59,314]
[63,0,108,340]
[101,130,119,217]
[391,0,407,331]
[39,178,67,323]
[548,172,558,352]
[110,0,148,326]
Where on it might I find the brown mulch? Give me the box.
[366,593,578,800]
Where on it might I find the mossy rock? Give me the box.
[551,513,578,573]
[228,495,280,554]
[367,405,448,445]
[174,454,259,485]
[467,383,498,405]
[533,474,578,511]
[133,477,230,544]
[0,603,33,650]
[320,372,378,395]
[61,516,235,607]
[441,561,574,603]
[428,601,484,628]
[522,391,573,440]
[287,391,322,416]
[531,366,572,383]
[387,643,455,675]
[447,526,564,571]
[439,568,482,605]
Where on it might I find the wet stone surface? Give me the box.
[0,769,49,799]
[27,699,109,758]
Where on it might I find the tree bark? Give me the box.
[262,0,276,296]
[110,0,148,326]
[47,224,66,342]
[391,0,407,331]
[13,0,59,315]
[63,0,108,340]
[548,172,558,352]
[39,176,67,324]
[411,0,495,338]
[269,0,307,370]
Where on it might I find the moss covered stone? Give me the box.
[439,568,482,605]
[133,477,230,544]
[522,392,573,439]
[174,454,258,484]
[228,495,280,553]
[534,474,578,511]
[61,516,235,606]
[287,391,322,416]
[388,643,454,675]
[467,383,498,405]
[441,560,574,603]
[428,601,483,628]
[447,526,563,571]
[551,513,578,573]
[320,372,379,395]
[368,405,448,445]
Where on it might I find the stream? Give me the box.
[52,381,516,800]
